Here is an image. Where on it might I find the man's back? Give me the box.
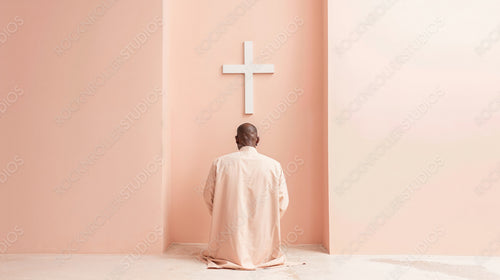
[202,146,289,270]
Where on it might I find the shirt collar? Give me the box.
[239,146,258,153]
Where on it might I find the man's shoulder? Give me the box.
[214,151,240,161]
[256,153,282,167]
[211,151,238,166]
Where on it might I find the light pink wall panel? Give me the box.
[329,0,500,256]
[0,0,164,254]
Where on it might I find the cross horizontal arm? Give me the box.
[250,64,275,73]
[222,65,246,74]
[223,64,275,74]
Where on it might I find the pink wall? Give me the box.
[7,0,500,257]
[0,0,165,254]
[329,0,500,255]
[165,0,327,246]
[12,0,499,257]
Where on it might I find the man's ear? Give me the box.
[235,135,239,144]
[256,136,260,146]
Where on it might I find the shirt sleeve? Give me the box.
[278,167,289,219]
[203,160,217,215]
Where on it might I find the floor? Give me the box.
[1,244,500,280]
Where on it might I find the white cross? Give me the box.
[222,41,274,114]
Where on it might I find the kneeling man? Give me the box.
[201,123,289,270]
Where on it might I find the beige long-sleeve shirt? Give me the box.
[201,146,289,270]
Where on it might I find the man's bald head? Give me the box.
[235,123,260,149]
